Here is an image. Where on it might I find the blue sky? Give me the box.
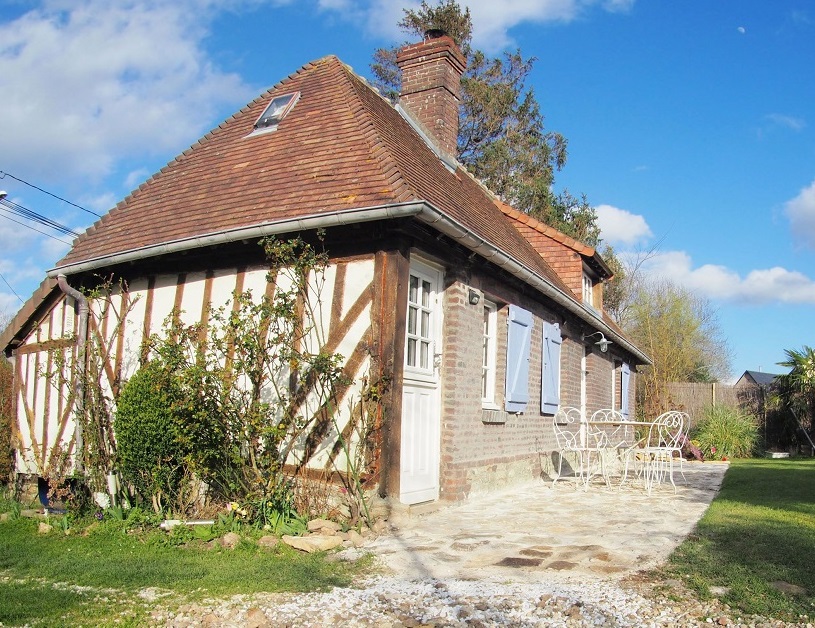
[1,0,813,380]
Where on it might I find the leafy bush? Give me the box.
[0,357,13,484]
[693,404,759,460]
[114,360,188,511]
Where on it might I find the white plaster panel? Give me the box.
[343,260,375,320]
[205,268,239,313]
[178,272,208,327]
[241,266,272,302]
[148,274,181,334]
[119,278,148,381]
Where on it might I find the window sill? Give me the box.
[482,408,508,424]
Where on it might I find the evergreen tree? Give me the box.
[371,1,606,245]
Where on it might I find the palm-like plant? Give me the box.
[774,346,815,453]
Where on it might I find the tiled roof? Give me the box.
[496,201,612,279]
[0,277,59,354]
[56,56,563,293]
[741,370,782,387]
[33,53,648,363]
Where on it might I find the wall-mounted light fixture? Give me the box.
[468,288,481,305]
[584,331,612,353]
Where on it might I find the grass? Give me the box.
[0,513,370,626]
[662,457,815,621]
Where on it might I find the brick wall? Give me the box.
[396,34,466,159]
[435,267,629,500]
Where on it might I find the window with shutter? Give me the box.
[541,321,562,414]
[505,304,533,413]
[482,301,498,407]
[621,362,631,419]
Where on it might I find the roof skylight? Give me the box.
[254,92,299,130]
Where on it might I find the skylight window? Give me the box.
[254,92,299,130]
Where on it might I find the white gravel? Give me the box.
[153,574,815,627]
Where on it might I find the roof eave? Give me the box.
[47,200,650,365]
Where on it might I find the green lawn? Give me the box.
[3,459,815,625]
[0,515,367,626]
[663,457,815,621]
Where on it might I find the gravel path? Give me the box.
[151,573,813,627]
[150,464,812,627]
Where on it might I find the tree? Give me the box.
[371,1,606,245]
[1,310,14,483]
[623,277,732,416]
[773,346,815,452]
[0,355,12,484]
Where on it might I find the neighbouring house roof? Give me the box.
[737,370,782,387]
[6,54,648,364]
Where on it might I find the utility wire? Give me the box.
[0,210,74,245]
[0,270,25,304]
[0,198,81,237]
[0,169,102,217]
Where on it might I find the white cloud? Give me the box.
[595,203,652,246]
[124,169,151,192]
[40,236,73,266]
[784,179,815,249]
[0,209,41,255]
[0,292,24,320]
[0,0,254,184]
[766,113,806,132]
[639,250,815,305]
[358,0,635,51]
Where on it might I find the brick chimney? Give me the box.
[396,30,466,160]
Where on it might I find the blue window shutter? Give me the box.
[505,305,533,413]
[541,322,562,414]
[621,362,631,419]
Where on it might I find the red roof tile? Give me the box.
[56,55,569,294]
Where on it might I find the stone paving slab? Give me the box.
[366,461,728,584]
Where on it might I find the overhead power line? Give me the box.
[0,270,25,304]
[0,209,74,245]
[0,170,102,218]
[0,197,80,237]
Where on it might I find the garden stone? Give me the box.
[346,529,365,547]
[257,535,279,549]
[372,518,389,534]
[282,534,343,553]
[709,586,731,598]
[0,513,9,522]
[244,607,270,628]
[219,532,241,549]
[771,581,807,596]
[307,518,341,533]
[38,522,53,534]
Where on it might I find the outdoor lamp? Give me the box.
[584,331,611,353]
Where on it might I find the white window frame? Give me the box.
[582,273,594,307]
[255,92,299,128]
[481,301,498,408]
[404,260,442,382]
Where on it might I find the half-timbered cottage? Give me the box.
[1,33,648,508]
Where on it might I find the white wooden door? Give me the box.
[400,260,442,505]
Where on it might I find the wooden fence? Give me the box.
[664,382,743,420]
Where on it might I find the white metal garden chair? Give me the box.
[641,410,686,494]
[552,407,609,489]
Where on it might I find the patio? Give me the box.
[364,460,728,583]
